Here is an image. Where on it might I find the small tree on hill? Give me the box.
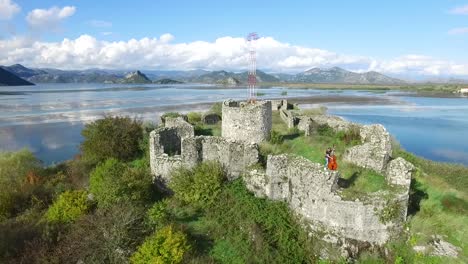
[81,116,143,164]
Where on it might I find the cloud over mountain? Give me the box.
[1,34,467,77]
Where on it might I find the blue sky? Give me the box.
[1,0,468,77]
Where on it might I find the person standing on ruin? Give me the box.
[324,147,332,170]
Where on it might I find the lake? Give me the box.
[1,83,467,165]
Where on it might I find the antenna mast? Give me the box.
[246,32,259,103]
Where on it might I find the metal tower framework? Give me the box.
[247,32,259,103]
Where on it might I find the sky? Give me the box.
[0,0,468,78]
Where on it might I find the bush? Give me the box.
[89,159,154,208]
[45,190,90,224]
[169,161,225,207]
[339,125,361,145]
[146,200,169,229]
[270,130,284,144]
[44,203,148,263]
[187,112,202,124]
[0,149,42,220]
[317,124,334,137]
[81,116,143,164]
[131,225,190,264]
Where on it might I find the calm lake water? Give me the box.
[1,83,467,165]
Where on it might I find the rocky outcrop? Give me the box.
[343,124,393,172]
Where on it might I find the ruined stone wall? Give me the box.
[270,99,290,111]
[279,109,297,128]
[164,117,194,139]
[243,154,409,245]
[343,124,393,172]
[149,128,183,182]
[222,100,272,144]
[182,136,259,180]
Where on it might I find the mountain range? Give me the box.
[0,64,420,86]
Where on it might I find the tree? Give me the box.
[89,159,154,208]
[81,116,143,164]
[0,149,42,220]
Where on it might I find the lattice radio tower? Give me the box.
[247,32,259,103]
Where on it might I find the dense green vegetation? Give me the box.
[0,106,467,263]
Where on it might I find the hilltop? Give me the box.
[118,71,152,84]
[0,67,34,86]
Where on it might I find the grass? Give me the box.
[391,147,468,263]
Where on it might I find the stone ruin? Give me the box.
[149,99,414,248]
[222,99,272,144]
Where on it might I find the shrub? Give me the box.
[45,190,90,224]
[89,159,154,208]
[45,203,148,263]
[187,112,202,124]
[146,200,170,229]
[270,130,284,144]
[339,125,361,145]
[130,225,190,264]
[169,161,225,207]
[317,124,334,137]
[0,149,42,220]
[81,116,143,164]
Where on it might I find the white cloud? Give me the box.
[448,27,468,35]
[26,6,76,30]
[0,0,20,20]
[88,19,112,28]
[0,34,467,76]
[450,5,468,15]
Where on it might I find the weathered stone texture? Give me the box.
[222,100,272,144]
[164,117,194,139]
[182,136,259,180]
[385,157,414,187]
[279,109,298,128]
[243,154,408,244]
[343,124,393,172]
[270,99,291,111]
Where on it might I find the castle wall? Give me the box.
[243,154,409,245]
[182,136,259,180]
[222,100,272,144]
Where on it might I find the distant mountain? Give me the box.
[291,67,404,84]
[1,64,47,78]
[191,70,279,84]
[118,71,152,84]
[0,68,34,86]
[153,78,184,84]
[216,77,241,86]
[0,64,405,85]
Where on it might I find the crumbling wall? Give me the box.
[244,154,409,244]
[279,109,298,128]
[165,117,194,139]
[222,100,272,143]
[271,99,291,111]
[149,128,183,183]
[343,124,392,172]
[182,136,259,180]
